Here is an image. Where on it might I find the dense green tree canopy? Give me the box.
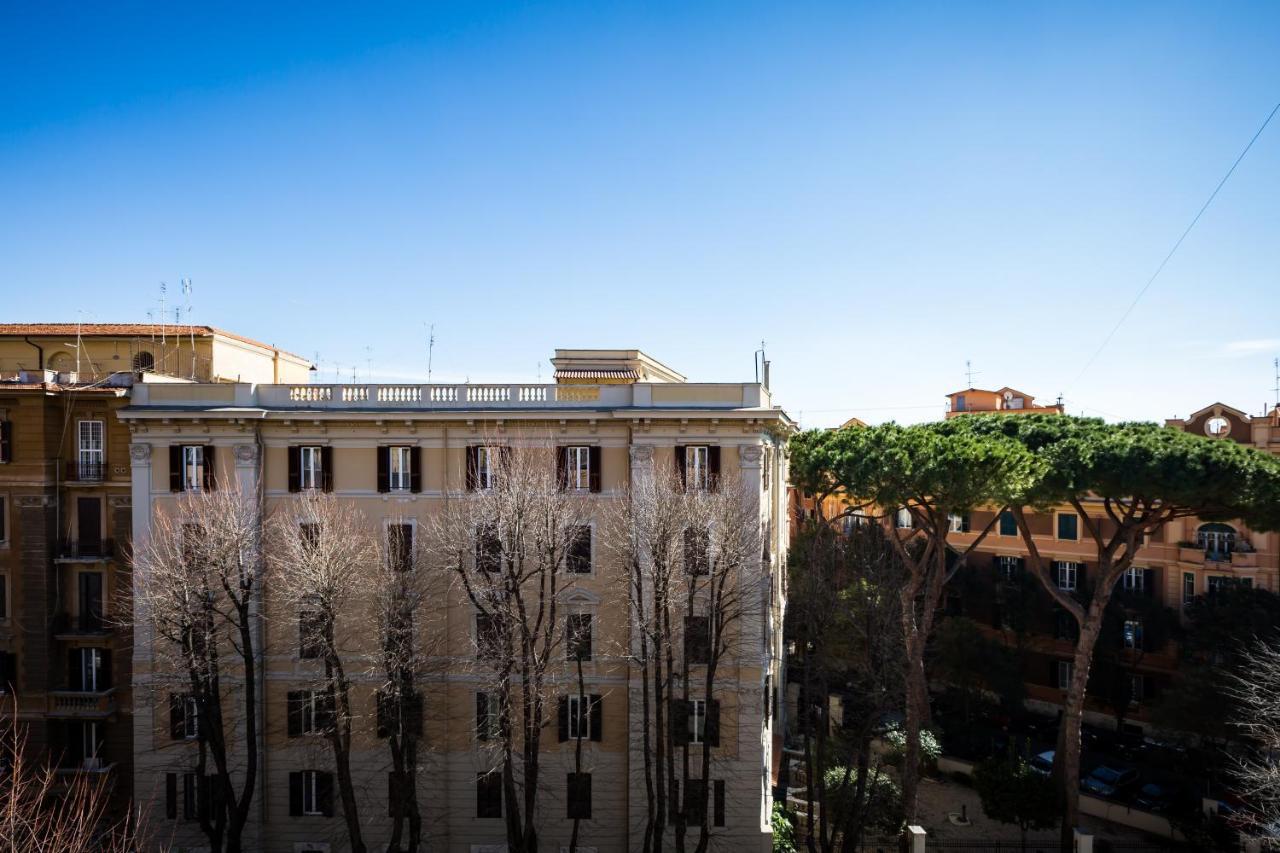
[789,418,1045,523]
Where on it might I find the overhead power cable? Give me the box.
[1071,98,1280,386]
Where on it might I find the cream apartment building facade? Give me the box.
[122,349,791,853]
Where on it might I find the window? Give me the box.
[387,523,414,572]
[567,614,593,662]
[685,615,711,665]
[1054,610,1076,641]
[0,497,6,545]
[1197,523,1237,556]
[948,513,970,533]
[558,693,602,742]
[290,770,332,817]
[689,699,708,744]
[170,693,199,739]
[567,694,591,740]
[475,613,500,660]
[475,692,499,741]
[299,610,326,659]
[683,527,710,576]
[475,523,501,573]
[1129,674,1145,706]
[300,522,320,553]
[954,394,966,413]
[564,446,592,491]
[997,556,1020,581]
[567,773,592,820]
[1208,575,1252,595]
[132,351,154,373]
[182,445,204,492]
[388,446,413,491]
[0,651,16,693]
[895,507,913,529]
[1122,568,1145,593]
[477,772,503,818]
[0,574,7,619]
[299,446,324,490]
[0,419,11,463]
[77,420,104,480]
[1056,513,1078,541]
[566,525,592,573]
[473,446,497,491]
[1182,572,1195,607]
[762,449,771,491]
[288,690,334,736]
[78,571,104,628]
[685,446,711,491]
[1056,660,1072,691]
[1123,619,1143,650]
[74,647,107,692]
[181,773,201,821]
[1054,561,1079,591]
[998,510,1018,537]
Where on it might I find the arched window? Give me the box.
[49,351,74,373]
[132,351,155,373]
[1196,523,1236,557]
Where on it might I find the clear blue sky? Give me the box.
[3,2,1278,427]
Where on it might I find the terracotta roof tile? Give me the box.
[0,324,309,363]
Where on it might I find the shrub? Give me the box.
[771,802,797,853]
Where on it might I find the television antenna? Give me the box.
[426,323,436,384]
[965,360,980,388]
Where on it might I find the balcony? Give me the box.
[47,688,117,719]
[129,380,776,412]
[1177,544,1259,568]
[55,539,114,561]
[65,460,105,482]
[53,611,111,638]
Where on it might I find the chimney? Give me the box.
[762,360,771,391]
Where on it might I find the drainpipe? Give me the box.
[23,335,45,371]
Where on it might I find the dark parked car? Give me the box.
[1134,782,1176,813]
[1081,764,1140,799]
[1030,750,1055,776]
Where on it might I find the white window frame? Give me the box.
[1055,561,1078,592]
[475,446,495,491]
[689,698,707,744]
[895,507,913,529]
[78,420,104,477]
[182,445,205,492]
[1123,567,1145,593]
[567,693,592,740]
[1123,619,1143,650]
[1182,572,1195,606]
[388,446,412,491]
[81,720,101,766]
[301,770,323,816]
[299,446,324,490]
[80,647,104,692]
[997,556,1019,581]
[686,446,710,491]
[948,513,967,533]
[566,613,593,662]
[477,691,500,740]
[1056,512,1079,541]
[1056,661,1072,691]
[299,690,327,736]
[183,695,200,739]
[566,446,591,491]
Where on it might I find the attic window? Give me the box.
[1205,416,1231,438]
[133,351,155,373]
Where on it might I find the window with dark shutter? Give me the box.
[566,525,592,573]
[589,446,602,493]
[674,444,688,487]
[998,510,1018,537]
[321,446,334,491]
[477,772,503,818]
[714,779,725,826]
[475,613,500,660]
[476,692,497,741]
[201,445,216,491]
[168,445,183,492]
[0,420,11,463]
[165,773,177,819]
[299,610,326,659]
[377,446,390,493]
[683,528,710,576]
[388,771,408,818]
[288,446,302,492]
[589,693,603,742]
[410,446,422,493]
[317,772,334,817]
[288,771,303,816]
[566,614,592,661]
[684,779,707,825]
[465,446,478,491]
[670,699,690,746]
[475,523,501,573]
[557,695,569,743]
[169,693,187,740]
[685,615,711,665]
[706,699,721,747]
[567,772,592,820]
[388,523,414,572]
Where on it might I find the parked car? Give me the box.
[1030,750,1055,776]
[1133,782,1176,813]
[1081,764,1140,799]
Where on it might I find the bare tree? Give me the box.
[1230,639,1280,841]
[131,488,265,853]
[429,439,590,853]
[0,713,149,852]
[269,492,379,853]
[374,512,435,853]
[605,459,760,853]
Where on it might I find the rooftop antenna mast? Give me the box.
[1273,356,1279,411]
[182,278,196,378]
[754,340,770,389]
[426,323,435,384]
[965,359,980,388]
[365,346,373,384]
